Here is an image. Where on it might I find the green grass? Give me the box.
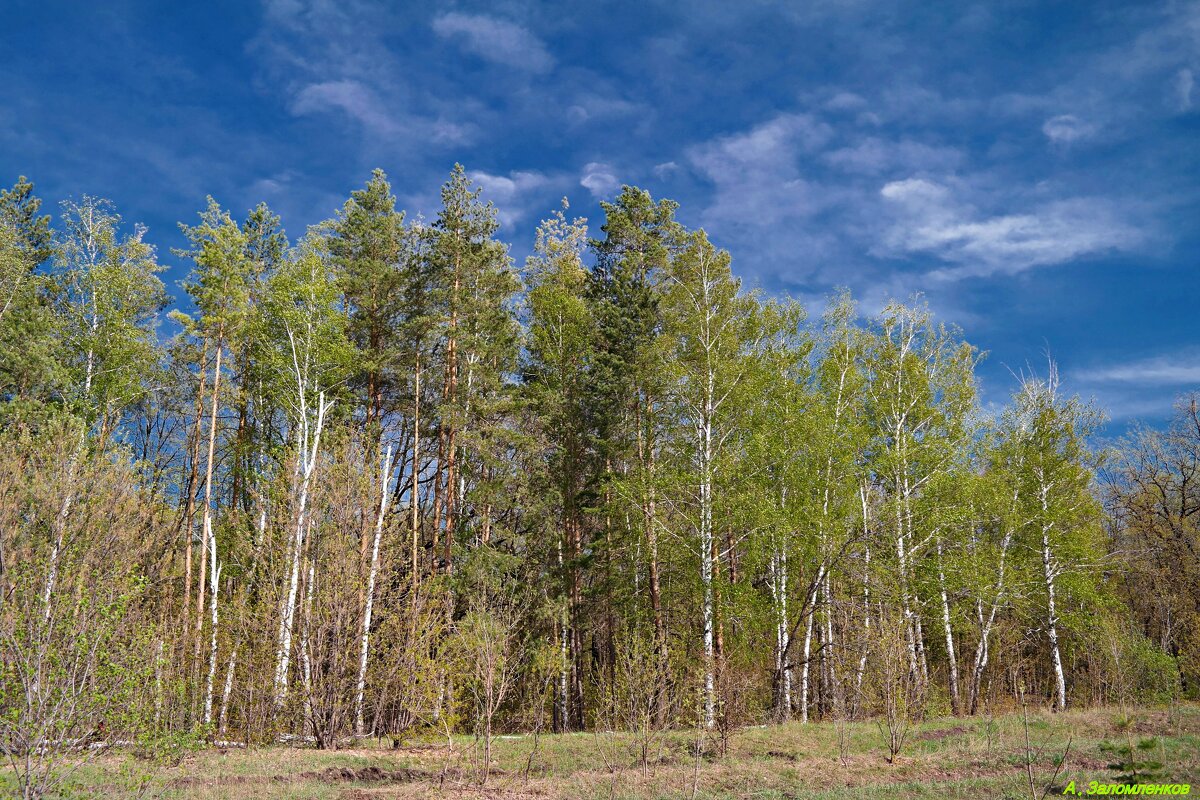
[8,704,1199,799]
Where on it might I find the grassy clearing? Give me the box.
[12,704,1199,799]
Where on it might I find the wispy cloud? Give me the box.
[688,113,831,230]
[468,168,564,228]
[290,79,473,143]
[823,137,962,175]
[1071,351,1200,421]
[432,12,553,73]
[290,80,397,133]
[1176,68,1195,111]
[580,162,620,199]
[565,92,642,126]
[1075,352,1200,386]
[878,178,1142,279]
[1042,114,1097,143]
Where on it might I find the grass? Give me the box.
[9,704,1199,799]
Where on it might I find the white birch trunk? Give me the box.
[854,544,871,705]
[556,535,569,730]
[203,533,220,725]
[799,564,823,724]
[301,558,315,731]
[355,445,393,737]
[969,516,1014,713]
[854,486,872,705]
[699,410,715,729]
[1040,483,1067,711]
[41,435,85,623]
[936,537,960,713]
[822,571,836,714]
[218,644,238,735]
[770,539,791,718]
[273,390,331,705]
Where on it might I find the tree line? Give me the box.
[0,168,1194,790]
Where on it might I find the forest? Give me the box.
[0,168,1196,797]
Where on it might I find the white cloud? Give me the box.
[468,169,560,227]
[291,80,396,133]
[653,161,680,179]
[687,113,832,230]
[290,79,471,144]
[1072,351,1200,420]
[1042,114,1097,143]
[580,162,620,198]
[879,178,1142,279]
[255,3,481,153]
[823,137,963,175]
[1176,68,1195,111]
[691,114,831,176]
[824,91,868,112]
[1075,353,1200,386]
[432,12,553,73]
[564,93,640,126]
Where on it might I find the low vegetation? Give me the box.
[9,705,1195,799]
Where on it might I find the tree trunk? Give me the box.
[199,338,224,722]
[356,446,392,737]
[1041,483,1067,712]
[181,341,209,628]
[770,535,791,720]
[799,564,822,724]
[936,537,960,714]
[274,392,331,706]
[411,354,421,586]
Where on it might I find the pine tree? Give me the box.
[586,187,684,725]
[328,170,407,434]
[0,178,61,416]
[523,201,595,730]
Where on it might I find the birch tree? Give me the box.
[1007,368,1104,711]
[42,196,167,622]
[175,199,255,725]
[862,301,976,711]
[659,229,793,728]
[261,243,353,709]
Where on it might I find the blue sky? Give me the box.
[2,0,1198,428]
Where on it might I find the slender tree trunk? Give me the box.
[356,445,393,737]
[300,557,316,734]
[218,643,238,735]
[936,537,960,714]
[969,512,1014,713]
[274,392,330,705]
[41,431,85,624]
[799,564,823,724]
[893,486,923,685]
[770,534,791,720]
[557,536,569,732]
[203,540,220,725]
[854,543,871,711]
[636,405,668,719]
[198,338,224,722]
[181,342,209,628]
[411,355,421,587]
[699,408,716,729]
[821,571,836,717]
[1041,484,1067,711]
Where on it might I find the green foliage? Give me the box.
[0,169,1160,759]
[1100,736,1167,785]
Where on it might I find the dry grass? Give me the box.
[12,704,1199,799]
